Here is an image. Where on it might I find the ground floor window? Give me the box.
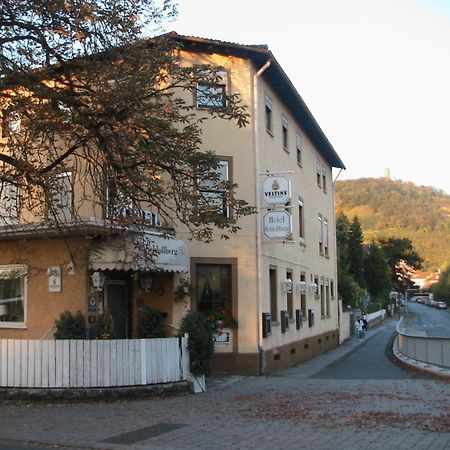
[0,265,26,327]
[196,264,232,316]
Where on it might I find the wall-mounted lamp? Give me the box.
[140,276,153,293]
[309,282,318,295]
[281,278,293,294]
[297,281,307,295]
[91,271,105,291]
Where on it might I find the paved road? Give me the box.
[0,318,449,450]
[404,302,450,337]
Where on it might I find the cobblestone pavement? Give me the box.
[0,319,449,450]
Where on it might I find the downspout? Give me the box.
[332,168,343,338]
[253,59,271,375]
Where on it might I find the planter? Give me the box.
[188,374,206,393]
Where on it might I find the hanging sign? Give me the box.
[263,210,293,239]
[262,176,291,205]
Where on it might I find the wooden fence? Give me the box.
[0,337,190,388]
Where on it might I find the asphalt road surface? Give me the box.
[403,301,450,337]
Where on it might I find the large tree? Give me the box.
[364,241,392,304]
[378,237,422,289]
[336,212,364,307]
[0,0,253,254]
[347,216,365,287]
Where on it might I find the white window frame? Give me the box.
[0,264,27,329]
[298,198,305,241]
[318,214,324,255]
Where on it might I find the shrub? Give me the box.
[138,307,166,338]
[179,310,214,376]
[54,310,86,339]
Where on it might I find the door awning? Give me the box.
[89,232,189,273]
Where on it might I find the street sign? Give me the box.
[262,176,291,205]
[263,210,292,239]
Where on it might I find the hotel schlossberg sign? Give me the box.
[262,176,291,205]
[263,210,293,239]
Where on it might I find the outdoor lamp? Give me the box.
[91,271,105,291]
[139,276,153,293]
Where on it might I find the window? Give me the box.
[0,182,19,226]
[282,115,289,151]
[196,70,228,108]
[107,171,135,219]
[48,172,73,222]
[1,109,21,138]
[269,266,278,321]
[265,95,273,133]
[324,217,329,257]
[298,198,305,240]
[313,275,320,298]
[318,214,324,255]
[198,159,230,219]
[326,280,331,317]
[300,272,307,318]
[296,132,302,165]
[316,161,322,187]
[330,280,335,299]
[0,265,27,327]
[322,167,327,193]
[286,270,293,319]
[320,280,325,318]
[196,264,232,316]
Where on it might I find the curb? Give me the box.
[392,336,450,381]
[0,381,190,403]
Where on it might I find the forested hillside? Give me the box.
[335,178,450,270]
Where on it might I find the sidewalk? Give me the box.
[0,319,449,450]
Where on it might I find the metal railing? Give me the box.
[396,318,450,369]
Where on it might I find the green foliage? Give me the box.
[431,265,450,301]
[364,242,392,300]
[54,310,86,340]
[336,178,450,270]
[138,307,166,338]
[347,216,365,287]
[0,1,254,252]
[179,310,214,376]
[338,271,365,308]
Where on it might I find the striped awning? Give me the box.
[89,232,189,273]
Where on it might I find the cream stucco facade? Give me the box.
[0,34,344,376]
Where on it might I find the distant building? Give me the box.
[411,270,440,289]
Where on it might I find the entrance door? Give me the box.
[105,281,128,339]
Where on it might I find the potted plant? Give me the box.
[179,310,214,392]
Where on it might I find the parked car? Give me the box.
[436,301,448,309]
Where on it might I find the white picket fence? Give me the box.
[0,337,190,388]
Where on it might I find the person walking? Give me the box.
[355,316,364,341]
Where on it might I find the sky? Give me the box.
[168,0,450,194]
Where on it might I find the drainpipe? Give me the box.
[253,59,271,375]
[332,169,342,335]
